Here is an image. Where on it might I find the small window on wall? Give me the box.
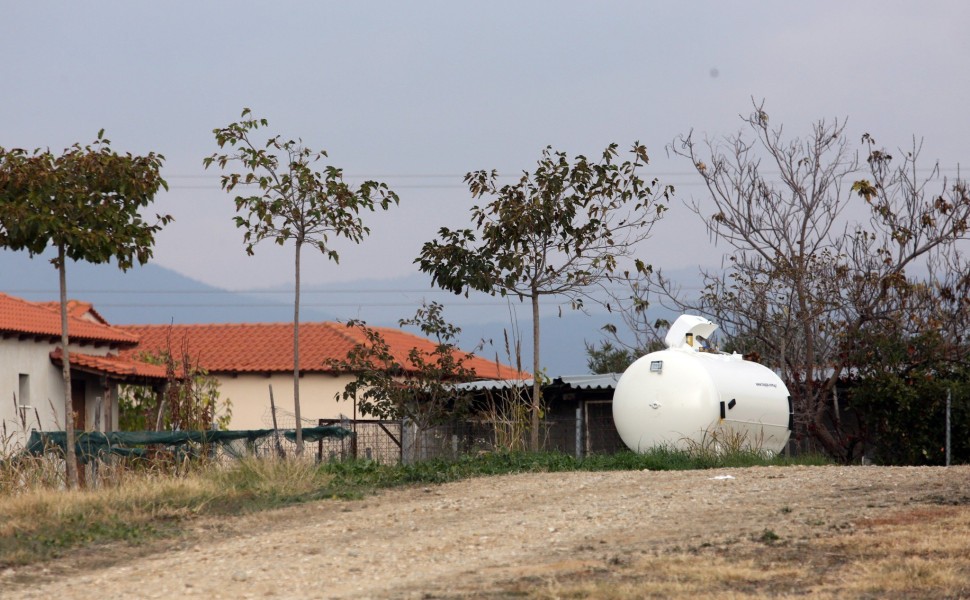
[18,374,31,423]
[18,374,30,407]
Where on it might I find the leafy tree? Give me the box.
[846,330,970,465]
[329,302,478,460]
[416,144,671,450]
[842,256,970,464]
[660,101,970,461]
[204,109,398,455]
[0,132,170,488]
[585,341,635,374]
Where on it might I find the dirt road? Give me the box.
[4,465,969,599]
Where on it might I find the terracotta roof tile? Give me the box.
[50,347,169,381]
[37,300,109,324]
[346,325,527,380]
[118,322,527,380]
[0,293,138,346]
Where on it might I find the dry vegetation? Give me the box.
[2,464,968,599]
[521,505,970,599]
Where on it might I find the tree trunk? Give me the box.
[293,239,304,456]
[58,245,79,489]
[811,387,850,463]
[530,289,541,452]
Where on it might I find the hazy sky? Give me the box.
[3,1,969,294]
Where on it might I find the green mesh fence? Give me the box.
[24,426,352,463]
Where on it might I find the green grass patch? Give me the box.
[319,447,830,491]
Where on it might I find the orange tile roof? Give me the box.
[118,322,527,380]
[344,324,527,380]
[0,293,138,346]
[37,300,109,324]
[50,347,169,381]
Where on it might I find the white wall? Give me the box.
[214,372,362,430]
[1,338,118,452]
[2,337,67,438]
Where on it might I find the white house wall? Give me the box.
[214,373,360,430]
[1,337,65,439]
[1,337,118,451]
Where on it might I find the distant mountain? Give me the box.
[1,249,704,375]
[0,249,331,324]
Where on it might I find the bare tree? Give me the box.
[659,101,970,461]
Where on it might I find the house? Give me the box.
[0,293,167,447]
[118,322,525,430]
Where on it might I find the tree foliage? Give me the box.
[841,256,970,464]
[416,143,671,450]
[329,302,478,458]
[0,132,171,487]
[659,101,970,461]
[0,132,170,266]
[846,331,970,465]
[584,340,634,375]
[204,109,398,454]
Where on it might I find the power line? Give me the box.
[3,284,707,295]
[3,288,458,295]
[71,302,512,308]
[162,166,967,180]
[165,184,481,190]
[159,169,969,192]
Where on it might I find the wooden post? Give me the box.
[155,384,167,431]
[946,388,952,467]
[92,396,102,487]
[269,384,284,458]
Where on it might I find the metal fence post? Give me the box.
[400,417,408,465]
[946,388,952,467]
[575,405,583,460]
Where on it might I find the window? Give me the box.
[18,373,30,423]
[18,373,30,407]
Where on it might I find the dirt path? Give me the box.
[4,465,969,599]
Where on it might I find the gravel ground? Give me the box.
[4,465,970,599]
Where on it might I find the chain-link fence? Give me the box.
[315,406,627,465]
[316,419,403,464]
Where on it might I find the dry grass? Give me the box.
[0,456,331,567]
[516,506,970,599]
[1,401,65,492]
[811,506,970,598]
[0,473,207,566]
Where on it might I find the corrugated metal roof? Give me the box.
[552,374,621,389]
[452,373,621,393]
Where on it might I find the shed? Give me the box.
[453,374,624,456]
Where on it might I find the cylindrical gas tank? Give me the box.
[612,348,792,454]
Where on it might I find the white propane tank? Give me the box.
[612,315,792,454]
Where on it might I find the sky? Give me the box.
[2,1,970,313]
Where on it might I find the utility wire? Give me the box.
[3,284,707,295]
